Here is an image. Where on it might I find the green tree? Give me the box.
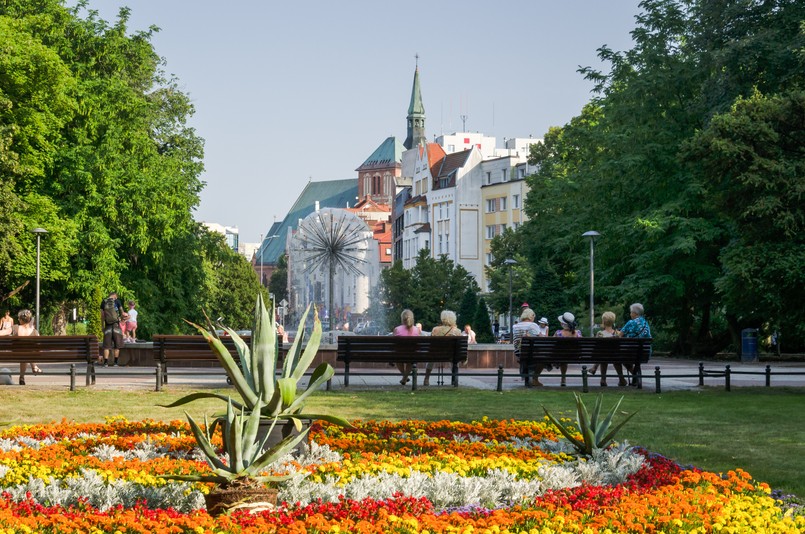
[473,297,495,343]
[268,253,289,305]
[457,287,478,330]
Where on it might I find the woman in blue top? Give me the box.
[619,303,651,386]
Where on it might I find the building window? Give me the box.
[513,222,520,230]
[486,171,492,184]
[486,253,493,265]
[448,145,455,152]
[501,196,507,210]
[513,194,520,208]
[486,199,495,213]
[485,225,495,239]
[518,168,525,179]
[502,169,508,181]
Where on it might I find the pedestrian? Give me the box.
[513,308,542,385]
[463,324,477,344]
[0,310,12,334]
[124,301,138,342]
[593,311,628,387]
[553,312,582,387]
[393,309,421,385]
[429,310,462,386]
[536,317,549,336]
[100,291,127,366]
[11,309,41,385]
[618,303,652,385]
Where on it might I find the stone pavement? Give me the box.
[3,357,804,392]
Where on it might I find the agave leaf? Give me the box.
[282,305,310,378]
[219,325,254,389]
[599,409,639,447]
[158,392,246,411]
[542,408,585,452]
[224,400,241,473]
[289,305,321,382]
[185,412,227,472]
[284,363,334,413]
[253,473,296,484]
[276,377,298,409]
[187,320,258,409]
[589,394,603,434]
[245,427,311,477]
[242,399,265,462]
[280,412,353,428]
[594,395,622,444]
[574,394,595,455]
[253,293,277,403]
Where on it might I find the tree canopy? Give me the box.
[521,0,805,353]
[0,1,262,335]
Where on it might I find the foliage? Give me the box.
[379,251,478,330]
[161,293,350,428]
[472,297,495,343]
[456,287,477,330]
[268,253,288,305]
[520,0,805,354]
[543,393,637,456]
[163,398,308,485]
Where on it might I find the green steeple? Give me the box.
[404,66,426,149]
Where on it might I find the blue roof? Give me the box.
[257,179,359,265]
[356,137,403,171]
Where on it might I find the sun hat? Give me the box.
[538,317,548,325]
[521,302,530,308]
[558,312,576,326]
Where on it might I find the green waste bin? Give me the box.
[741,328,758,362]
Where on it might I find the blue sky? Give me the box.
[80,1,642,244]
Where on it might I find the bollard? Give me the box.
[654,366,662,394]
[411,363,418,392]
[765,365,771,387]
[698,362,704,387]
[496,365,504,392]
[70,364,76,391]
[725,364,731,392]
[155,363,163,392]
[582,366,589,393]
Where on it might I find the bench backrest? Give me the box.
[0,335,98,362]
[152,334,251,362]
[337,335,468,363]
[519,337,652,363]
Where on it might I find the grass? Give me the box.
[1,386,803,497]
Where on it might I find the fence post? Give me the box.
[765,365,771,387]
[497,364,504,392]
[411,363,418,392]
[654,366,662,393]
[155,363,163,392]
[725,364,731,392]
[698,362,704,387]
[69,364,76,391]
[582,366,589,393]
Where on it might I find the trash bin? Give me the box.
[741,328,759,362]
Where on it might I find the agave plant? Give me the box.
[162,293,350,429]
[162,397,307,485]
[543,393,637,456]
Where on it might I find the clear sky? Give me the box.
[79,1,642,244]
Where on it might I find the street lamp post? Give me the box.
[582,231,600,337]
[503,258,517,343]
[32,228,48,332]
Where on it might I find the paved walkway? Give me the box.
[3,358,804,391]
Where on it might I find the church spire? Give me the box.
[404,58,426,150]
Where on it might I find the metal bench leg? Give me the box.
[411,364,418,391]
[343,361,350,387]
[70,364,76,391]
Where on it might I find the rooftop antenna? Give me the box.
[460,114,468,131]
[415,52,419,68]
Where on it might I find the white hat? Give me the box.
[558,312,576,326]
[538,317,548,325]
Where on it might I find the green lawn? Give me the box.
[2,386,803,497]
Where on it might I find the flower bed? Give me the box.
[0,417,802,533]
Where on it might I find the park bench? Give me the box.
[0,335,98,387]
[336,335,468,387]
[152,334,286,383]
[518,337,652,388]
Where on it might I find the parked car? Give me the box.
[354,321,383,335]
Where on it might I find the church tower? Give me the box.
[403,64,426,150]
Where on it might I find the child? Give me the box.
[125,301,138,342]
